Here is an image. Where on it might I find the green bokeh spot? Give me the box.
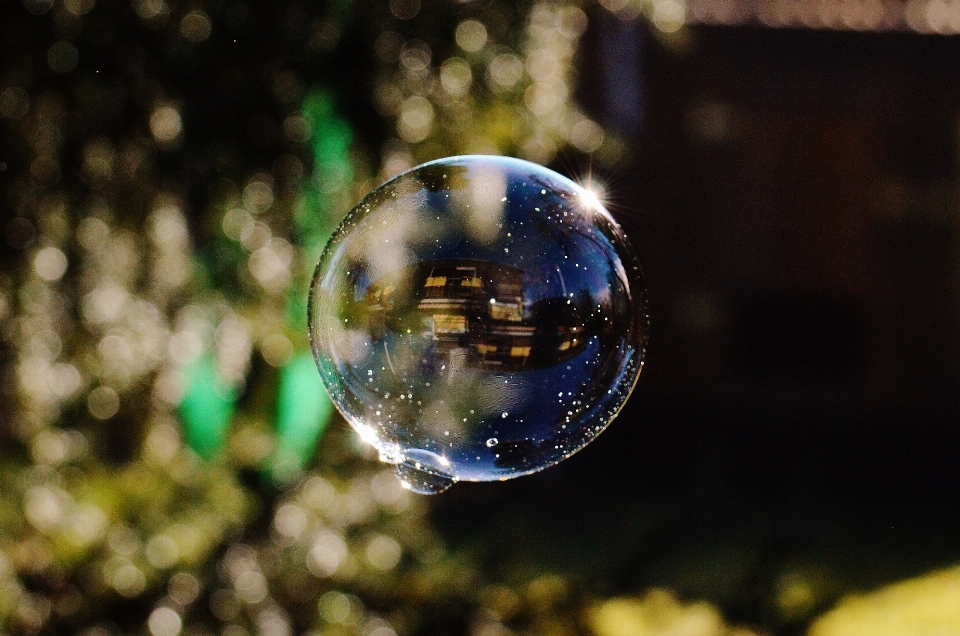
[179,354,237,460]
[266,351,334,484]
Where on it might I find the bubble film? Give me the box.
[309,156,647,493]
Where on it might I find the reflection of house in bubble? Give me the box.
[364,259,587,371]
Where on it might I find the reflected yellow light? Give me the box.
[150,105,182,145]
[365,534,402,570]
[455,19,488,52]
[180,10,212,42]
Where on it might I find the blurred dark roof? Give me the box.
[684,0,960,33]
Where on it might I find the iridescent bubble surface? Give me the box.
[309,156,647,493]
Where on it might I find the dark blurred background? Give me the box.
[3,0,960,634]
[437,16,960,632]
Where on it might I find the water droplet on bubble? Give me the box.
[395,463,456,494]
[309,155,647,494]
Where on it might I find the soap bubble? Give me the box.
[309,156,647,494]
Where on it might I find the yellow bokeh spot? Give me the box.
[588,589,751,636]
[809,566,960,636]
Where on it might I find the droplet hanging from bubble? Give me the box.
[309,155,647,494]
